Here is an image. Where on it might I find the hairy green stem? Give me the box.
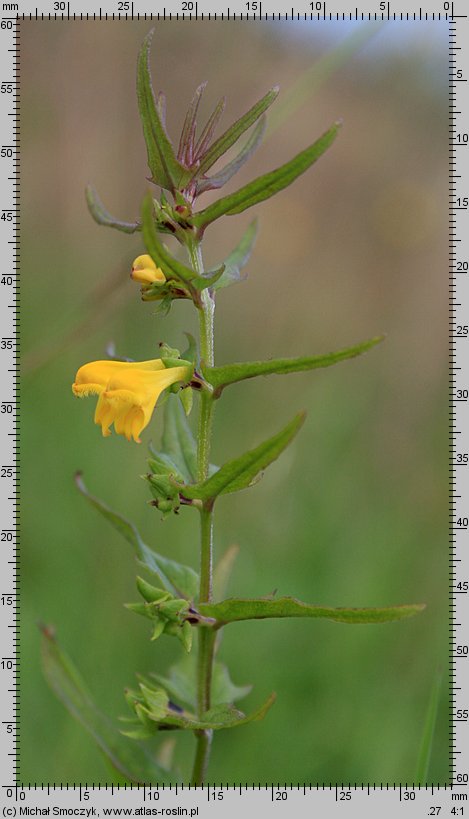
[188,240,216,786]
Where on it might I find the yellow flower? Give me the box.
[72,359,192,443]
[131,255,166,286]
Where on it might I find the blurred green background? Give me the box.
[21,19,449,784]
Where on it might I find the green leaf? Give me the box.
[180,412,305,501]
[192,122,340,229]
[202,695,275,728]
[181,332,198,365]
[198,597,426,626]
[152,654,251,710]
[203,335,384,395]
[137,31,189,190]
[85,186,140,234]
[160,395,197,483]
[212,219,258,291]
[196,116,266,195]
[179,386,193,416]
[193,96,226,160]
[151,660,196,709]
[192,265,226,291]
[195,86,279,177]
[178,82,207,165]
[40,626,170,784]
[211,662,252,705]
[76,473,199,600]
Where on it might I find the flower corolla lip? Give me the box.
[72,358,192,442]
[131,254,166,286]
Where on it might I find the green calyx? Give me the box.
[123,675,276,738]
[126,577,193,651]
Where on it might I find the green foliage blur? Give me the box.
[21,19,449,783]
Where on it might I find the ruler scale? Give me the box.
[0,2,464,814]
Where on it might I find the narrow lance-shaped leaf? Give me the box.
[75,473,199,600]
[212,219,259,291]
[198,597,426,626]
[180,412,305,501]
[195,116,266,195]
[197,694,275,730]
[193,96,226,160]
[160,395,198,483]
[192,265,226,291]
[137,30,190,190]
[178,82,207,165]
[85,186,140,234]
[192,122,341,229]
[194,86,279,177]
[151,654,251,710]
[40,627,171,784]
[203,335,384,395]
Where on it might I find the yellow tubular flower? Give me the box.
[131,255,166,286]
[72,359,192,443]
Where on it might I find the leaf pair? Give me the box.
[151,399,304,508]
[148,399,304,512]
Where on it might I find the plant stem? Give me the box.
[188,239,217,786]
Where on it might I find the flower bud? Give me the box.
[131,255,166,286]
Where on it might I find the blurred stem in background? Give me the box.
[265,22,382,137]
[415,670,443,785]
